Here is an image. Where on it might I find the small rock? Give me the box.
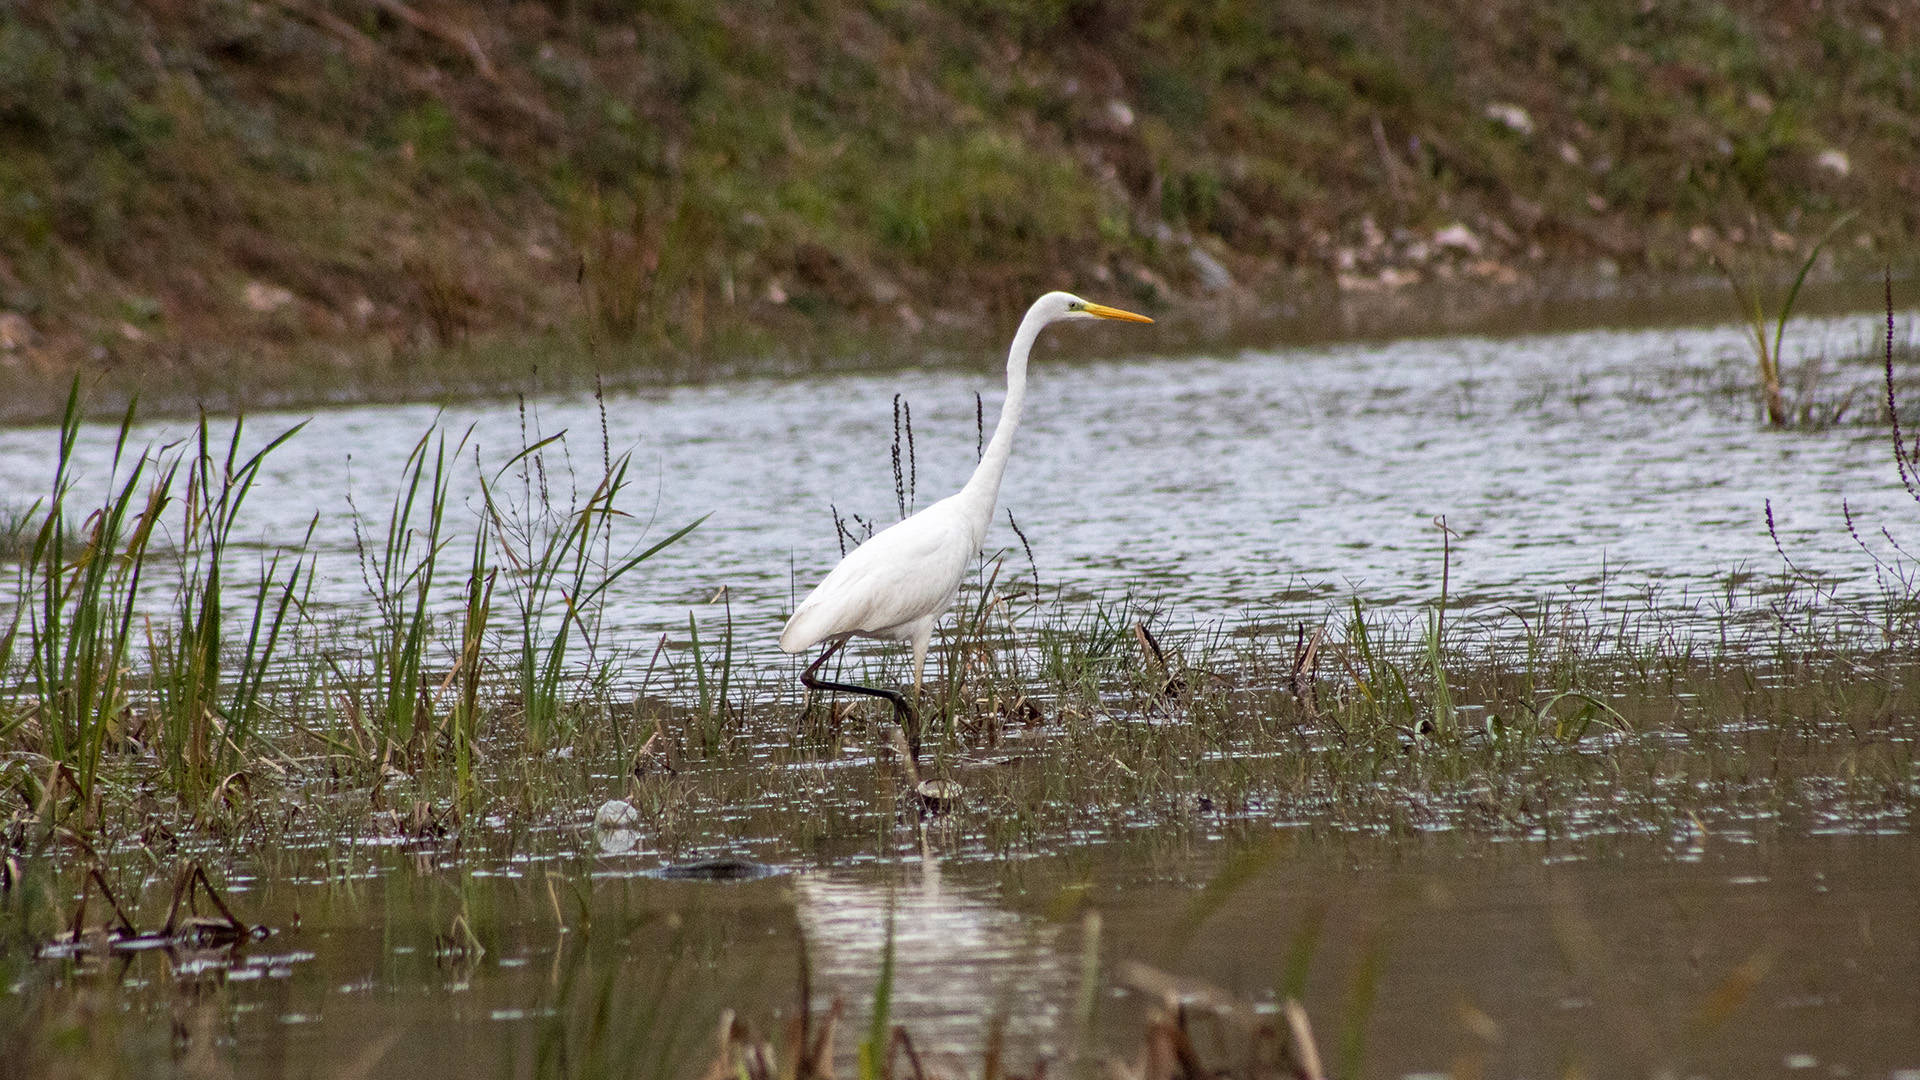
[244,281,294,313]
[0,312,37,352]
[1105,100,1135,128]
[1337,267,1421,292]
[1360,215,1386,251]
[1187,246,1235,291]
[1816,149,1851,177]
[1431,223,1483,256]
[593,799,640,830]
[1378,267,1420,289]
[1382,265,1428,288]
[1466,259,1520,286]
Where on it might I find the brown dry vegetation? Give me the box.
[0,0,1916,416]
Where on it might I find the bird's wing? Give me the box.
[779,508,977,653]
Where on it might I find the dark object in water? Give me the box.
[41,863,268,958]
[647,856,783,880]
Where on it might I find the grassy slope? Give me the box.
[0,0,1916,414]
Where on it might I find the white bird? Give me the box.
[780,291,1152,758]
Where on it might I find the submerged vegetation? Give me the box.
[1,1,1917,417]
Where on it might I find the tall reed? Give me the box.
[482,402,705,749]
[3,385,309,821]
[350,426,467,769]
[7,386,174,826]
[149,412,308,801]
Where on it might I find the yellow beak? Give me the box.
[1084,302,1154,324]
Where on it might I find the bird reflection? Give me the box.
[791,827,1078,1070]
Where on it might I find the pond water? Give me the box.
[6,312,1920,1078]
[0,312,1915,674]
[18,828,1918,1079]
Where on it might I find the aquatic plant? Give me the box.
[481,398,707,750]
[147,411,310,803]
[1713,214,1854,426]
[6,386,168,824]
[0,382,708,834]
[1,387,306,817]
[1885,274,1920,513]
[3,496,1918,1077]
[686,595,738,753]
[347,424,464,772]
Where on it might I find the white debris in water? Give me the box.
[593,799,640,830]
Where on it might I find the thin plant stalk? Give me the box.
[1716,212,1856,426]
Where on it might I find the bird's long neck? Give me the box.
[955,305,1046,544]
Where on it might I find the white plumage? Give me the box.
[781,291,1152,707]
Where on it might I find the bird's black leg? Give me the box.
[802,639,921,764]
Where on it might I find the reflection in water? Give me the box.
[794,830,1078,1069]
[9,830,1919,1078]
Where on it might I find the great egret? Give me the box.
[779,291,1153,759]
